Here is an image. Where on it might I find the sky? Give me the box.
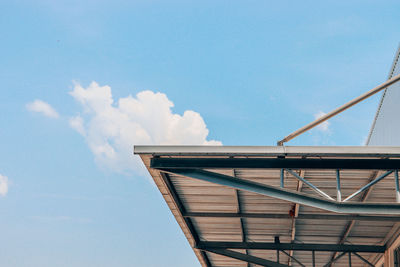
[1,1,400,266]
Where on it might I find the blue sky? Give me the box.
[1,1,400,266]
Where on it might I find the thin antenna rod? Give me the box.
[277,73,400,146]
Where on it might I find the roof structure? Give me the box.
[367,44,400,145]
[135,145,400,267]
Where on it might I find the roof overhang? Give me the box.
[135,146,400,267]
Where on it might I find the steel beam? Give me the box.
[151,157,400,170]
[197,241,386,253]
[183,212,400,221]
[164,169,400,214]
[203,248,290,267]
[160,173,212,267]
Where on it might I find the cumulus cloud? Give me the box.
[314,111,330,132]
[69,81,221,173]
[26,99,59,118]
[0,174,9,196]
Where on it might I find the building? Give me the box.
[135,46,400,267]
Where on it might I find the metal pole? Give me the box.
[287,169,335,201]
[280,169,284,188]
[348,252,352,267]
[277,250,279,263]
[277,73,400,146]
[395,170,400,203]
[312,250,316,267]
[336,170,341,202]
[343,170,393,202]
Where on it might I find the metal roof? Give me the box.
[135,146,400,267]
[367,44,400,145]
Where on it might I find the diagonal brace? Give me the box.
[286,169,334,201]
[343,170,394,202]
[352,252,374,267]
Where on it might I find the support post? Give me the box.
[336,169,341,202]
[280,169,284,188]
[348,252,352,267]
[395,170,400,203]
[312,251,316,267]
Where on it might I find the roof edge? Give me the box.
[134,145,400,157]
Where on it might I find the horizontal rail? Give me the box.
[152,157,400,170]
[197,241,386,253]
[183,212,400,221]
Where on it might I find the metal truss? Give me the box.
[197,242,380,267]
[153,159,400,266]
[159,168,400,214]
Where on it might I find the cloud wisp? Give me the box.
[26,99,60,118]
[69,81,221,173]
[0,174,9,196]
[314,111,330,132]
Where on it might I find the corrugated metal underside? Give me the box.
[139,152,399,267]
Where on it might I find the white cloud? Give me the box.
[314,111,330,132]
[69,115,85,136]
[26,99,59,118]
[69,81,221,173]
[0,174,9,196]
